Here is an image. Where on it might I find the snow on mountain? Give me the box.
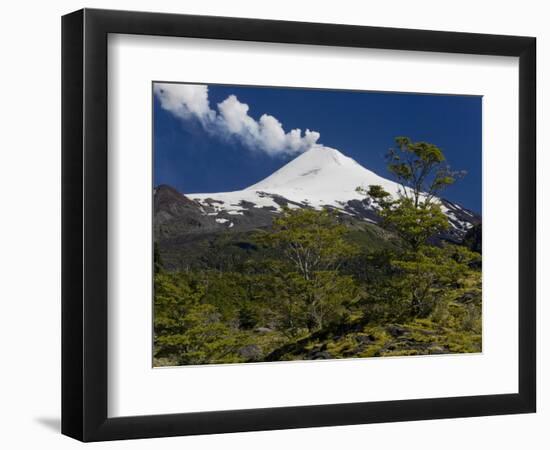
[188,145,478,235]
[192,146,395,212]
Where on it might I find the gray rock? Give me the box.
[238,344,263,361]
[355,334,376,344]
[428,346,449,355]
[456,291,478,304]
[254,327,273,334]
[386,325,408,338]
[309,351,332,360]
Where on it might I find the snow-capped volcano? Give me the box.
[191,146,401,214]
[163,145,480,239]
[247,146,402,204]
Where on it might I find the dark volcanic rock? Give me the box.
[154,185,279,270]
[343,198,382,223]
[309,351,332,360]
[238,344,263,362]
[355,334,376,344]
[153,184,481,271]
[439,199,481,244]
[462,223,482,254]
[154,185,219,237]
[386,325,409,338]
[456,291,480,304]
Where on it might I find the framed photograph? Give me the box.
[61,8,536,442]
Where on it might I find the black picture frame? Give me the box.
[62,8,536,442]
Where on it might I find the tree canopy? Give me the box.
[386,136,465,207]
[153,136,482,365]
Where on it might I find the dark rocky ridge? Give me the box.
[154,184,481,270]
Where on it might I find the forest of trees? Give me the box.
[153,137,482,366]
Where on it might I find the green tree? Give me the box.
[154,272,243,365]
[258,208,359,332]
[368,191,449,252]
[356,137,478,319]
[306,270,358,329]
[356,137,464,251]
[264,262,309,335]
[391,244,480,317]
[386,136,465,207]
[261,207,355,279]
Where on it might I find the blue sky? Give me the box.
[154,83,482,213]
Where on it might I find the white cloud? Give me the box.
[154,83,320,156]
[258,114,287,154]
[153,83,215,124]
[217,95,259,137]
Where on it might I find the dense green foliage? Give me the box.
[258,208,359,332]
[384,136,466,207]
[154,137,482,365]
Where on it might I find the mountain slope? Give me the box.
[190,146,397,216]
[187,146,480,237]
[154,146,480,270]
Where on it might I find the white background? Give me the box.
[109,35,518,417]
[0,0,547,448]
